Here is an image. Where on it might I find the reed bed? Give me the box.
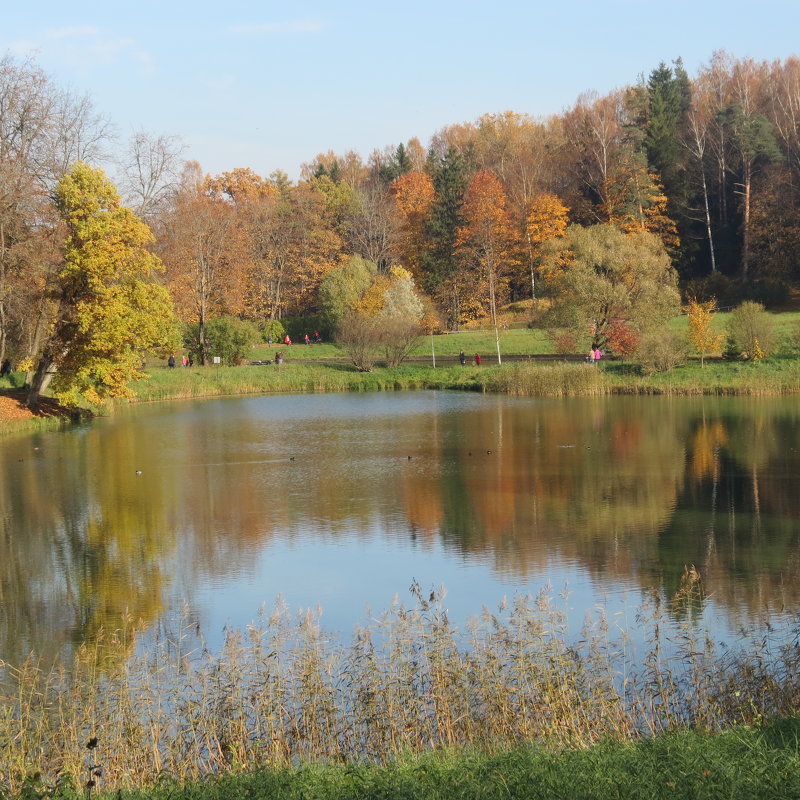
[1,580,799,796]
[481,362,611,397]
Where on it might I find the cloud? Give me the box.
[7,26,156,77]
[227,20,324,36]
[7,39,39,57]
[44,26,100,41]
[135,50,156,76]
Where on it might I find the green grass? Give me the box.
[247,327,556,362]
[126,353,800,408]
[99,722,800,800]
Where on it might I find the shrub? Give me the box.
[547,329,578,355]
[335,312,381,371]
[185,317,260,366]
[724,301,776,360]
[263,319,286,343]
[381,316,423,368]
[635,330,688,374]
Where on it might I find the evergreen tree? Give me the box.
[421,146,468,328]
[644,60,695,273]
[378,143,413,185]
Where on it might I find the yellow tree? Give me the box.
[525,192,569,299]
[27,163,177,406]
[686,297,724,367]
[457,169,518,363]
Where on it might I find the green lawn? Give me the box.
[95,719,800,800]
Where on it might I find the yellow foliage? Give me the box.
[685,298,724,366]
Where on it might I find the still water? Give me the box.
[1,391,799,666]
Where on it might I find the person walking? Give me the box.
[474,353,481,366]
[459,351,466,366]
[167,354,175,368]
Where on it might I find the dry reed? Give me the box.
[1,577,798,795]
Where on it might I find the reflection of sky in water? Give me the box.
[169,522,748,662]
[3,390,800,666]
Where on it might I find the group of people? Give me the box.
[586,347,603,363]
[459,351,481,366]
[167,355,191,368]
[267,331,322,347]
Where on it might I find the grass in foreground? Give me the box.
[95,721,800,800]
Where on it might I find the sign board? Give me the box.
[213,356,221,364]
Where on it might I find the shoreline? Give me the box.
[3,356,800,438]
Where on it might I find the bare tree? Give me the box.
[118,130,186,218]
[38,88,116,186]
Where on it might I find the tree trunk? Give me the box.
[700,167,717,273]
[741,160,752,280]
[27,351,54,408]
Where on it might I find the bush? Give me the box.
[185,317,260,366]
[335,312,381,371]
[263,319,286,344]
[635,330,688,374]
[724,301,776,360]
[381,316,423,368]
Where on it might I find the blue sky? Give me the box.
[4,0,800,180]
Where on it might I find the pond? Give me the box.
[1,390,799,667]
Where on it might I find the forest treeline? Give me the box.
[2,50,800,390]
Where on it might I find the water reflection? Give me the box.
[1,392,799,665]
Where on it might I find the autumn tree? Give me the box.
[390,170,436,281]
[27,163,178,407]
[524,192,569,299]
[159,162,249,365]
[457,169,517,362]
[334,265,425,370]
[0,55,115,366]
[541,224,681,351]
[318,255,378,331]
[685,297,724,366]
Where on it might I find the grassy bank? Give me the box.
[125,354,800,407]
[90,722,800,799]
[2,585,799,796]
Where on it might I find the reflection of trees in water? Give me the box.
[403,398,688,584]
[658,402,800,621]
[398,397,800,622]
[0,420,175,666]
[3,395,800,666]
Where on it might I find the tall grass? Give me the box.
[483,362,610,396]
[1,581,799,795]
